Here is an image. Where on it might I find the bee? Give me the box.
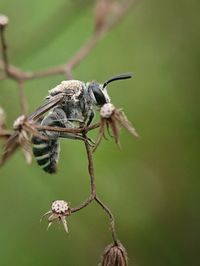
[32,73,132,173]
[1,73,132,173]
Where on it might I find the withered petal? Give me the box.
[93,120,106,152]
[114,110,139,138]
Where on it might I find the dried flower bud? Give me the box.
[41,200,70,233]
[0,107,11,141]
[13,115,26,130]
[0,106,6,128]
[100,103,115,118]
[101,242,128,266]
[0,14,9,27]
[93,103,138,152]
[1,114,48,166]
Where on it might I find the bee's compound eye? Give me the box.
[90,83,107,105]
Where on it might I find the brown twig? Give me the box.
[35,122,100,134]
[18,81,28,114]
[0,0,136,82]
[71,132,96,213]
[0,129,11,138]
[0,21,29,113]
[70,130,118,245]
[95,196,118,245]
[0,24,9,77]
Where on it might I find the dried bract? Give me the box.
[0,106,6,128]
[11,115,33,164]
[101,242,128,266]
[0,115,47,165]
[0,14,9,27]
[93,103,138,152]
[0,107,11,140]
[41,200,70,233]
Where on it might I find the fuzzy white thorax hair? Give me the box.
[48,80,84,97]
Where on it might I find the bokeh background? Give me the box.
[0,0,200,265]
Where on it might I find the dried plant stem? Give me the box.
[95,196,118,245]
[71,133,96,213]
[18,81,28,114]
[0,26,9,76]
[35,122,100,134]
[0,129,11,138]
[0,0,136,82]
[0,25,29,114]
[70,134,118,246]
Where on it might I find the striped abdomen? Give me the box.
[32,136,60,174]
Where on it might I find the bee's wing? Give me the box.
[28,93,65,121]
[1,93,65,166]
[0,131,19,166]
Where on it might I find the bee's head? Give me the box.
[88,73,132,106]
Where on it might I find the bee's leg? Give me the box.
[41,108,93,145]
[59,132,94,146]
[59,132,85,141]
[86,110,95,126]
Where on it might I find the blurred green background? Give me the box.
[0,0,200,265]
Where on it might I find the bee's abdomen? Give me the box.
[32,136,60,174]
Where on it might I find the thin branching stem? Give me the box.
[35,122,100,134]
[0,23,29,112]
[71,132,96,213]
[0,26,9,77]
[0,0,136,82]
[95,196,118,245]
[18,81,28,114]
[0,129,11,138]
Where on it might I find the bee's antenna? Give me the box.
[103,73,133,88]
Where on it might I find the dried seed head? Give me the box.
[100,103,115,118]
[41,200,70,233]
[51,200,69,215]
[101,242,128,266]
[0,14,9,27]
[13,115,26,130]
[114,109,139,138]
[94,103,139,152]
